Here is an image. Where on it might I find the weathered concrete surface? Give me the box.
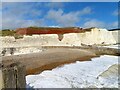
[0,62,26,89]
[0,69,4,89]
[97,64,119,78]
[97,64,119,88]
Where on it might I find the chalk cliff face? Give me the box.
[111,30,119,44]
[0,28,119,48]
[77,28,117,45]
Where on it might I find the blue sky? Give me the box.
[1,2,118,29]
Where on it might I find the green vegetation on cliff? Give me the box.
[0,29,15,36]
[0,29,23,39]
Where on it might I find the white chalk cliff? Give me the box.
[0,28,119,48]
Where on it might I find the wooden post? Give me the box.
[0,62,26,89]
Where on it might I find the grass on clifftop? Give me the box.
[0,29,15,36]
[28,26,78,29]
[0,29,23,39]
